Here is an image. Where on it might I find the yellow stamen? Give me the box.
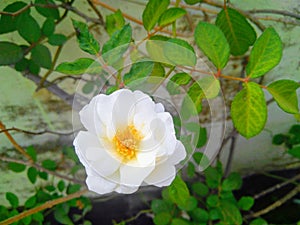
[113,125,142,161]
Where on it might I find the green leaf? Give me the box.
[146,35,170,63]
[267,79,300,114]
[171,218,191,225]
[0,42,23,65]
[72,19,100,55]
[67,184,81,194]
[167,72,191,95]
[180,196,198,211]
[106,9,125,36]
[31,44,52,69]
[246,27,282,78]
[218,201,243,225]
[54,205,73,225]
[28,60,40,75]
[82,81,95,94]
[0,1,30,34]
[205,166,222,188]
[250,218,268,225]
[189,208,209,222]
[56,58,102,75]
[185,81,203,114]
[57,180,66,192]
[238,196,254,211]
[142,0,170,31]
[42,159,57,171]
[123,61,154,85]
[8,162,26,173]
[194,22,230,69]
[287,146,300,159]
[151,199,173,214]
[25,196,37,208]
[48,34,67,46]
[26,146,37,162]
[17,14,41,43]
[196,76,220,99]
[272,134,286,145]
[216,8,256,56]
[207,195,219,207]
[38,171,48,180]
[102,24,132,65]
[187,162,195,178]
[222,172,242,191]
[6,192,19,208]
[27,167,38,184]
[167,176,190,208]
[158,7,186,26]
[35,0,60,19]
[153,212,172,225]
[192,182,209,197]
[184,0,202,5]
[231,82,267,138]
[164,38,196,66]
[32,212,44,222]
[15,58,29,72]
[22,215,32,225]
[42,18,55,37]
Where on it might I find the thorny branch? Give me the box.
[0,189,88,225]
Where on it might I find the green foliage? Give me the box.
[158,8,186,27]
[246,27,282,78]
[6,192,19,209]
[8,162,26,173]
[142,0,170,31]
[238,196,254,211]
[102,24,132,65]
[164,38,196,66]
[167,72,191,95]
[216,8,256,56]
[42,18,55,37]
[267,79,300,114]
[42,159,57,171]
[72,19,100,55]
[56,58,102,75]
[17,14,41,43]
[194,22,230,69]
[231,82,267,138]
[0,1,30,34]
[31,44,52,69]
[106,10,125,36]
[35,0,59,19]
[48,34,67,46]
[0,42,23,65]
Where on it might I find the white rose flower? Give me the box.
[73,89,186,194]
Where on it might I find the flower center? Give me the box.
[113,125,143,160]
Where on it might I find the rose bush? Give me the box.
[73,89,186,194]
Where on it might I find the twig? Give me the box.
[254,173,300,200]
[91,0,191,37]
[224,135,237,177]
[0,189,88,225]
[0,156,85,185]
[0,122,33,162]
[114,209,152,224]
[60,3,103,24]
[38,45,63,90]
[87,0,105,24]
[245,185,300,219]
[249,9,300,20]
[0,127,76,136]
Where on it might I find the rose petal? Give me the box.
[120,164,154,186]
[86,174,117,194]
[144,163,176,187]
[115,184,139,194]
[168,141,186,165]
[154,103,164,113]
